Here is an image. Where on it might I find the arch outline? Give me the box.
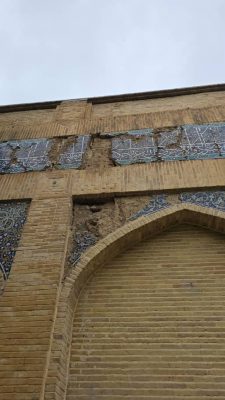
[43,202,225,400]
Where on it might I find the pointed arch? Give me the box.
[43,202,225,400]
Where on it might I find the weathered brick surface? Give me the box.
[2,158,225,201]
[44,205,225,400]
[1,87,225,400]
[91,90,225,117]
[1,91,225,141]
[0,197,71,400]
[67,224,225,399]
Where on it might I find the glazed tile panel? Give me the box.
[57,135,90,169]
[0,135,90,174]
[179,191,225,211]
[129,194,169,220]
[0,139,52,173]
[112,122,225,165]
[112,129,156,164]
[1,123,225,172]
[129,191,225,220]
[0,201,29,279]
[70,232,97,264]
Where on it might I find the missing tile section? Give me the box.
[68,199,123,267]
[84,137,114,169]
[0,201,29,285]
[56,135,90,170]
[67,195,152,271]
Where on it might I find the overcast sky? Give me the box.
[0,0,225,105]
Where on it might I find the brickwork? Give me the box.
[67,191,225,267]
[1,86,225,400]
[45,204,225,400]
[67,223,225,399]
[91,90,225,117]
[1,91,225,142]
[1,158,225,201]
[0,197,71,400]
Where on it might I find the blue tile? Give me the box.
[56,135,90,169]
[129,195,169,220]
[0,139,52,174]
[0,201,29,279]
[112,130,156,165]
[179,191,225,211]
[70,231,97,264]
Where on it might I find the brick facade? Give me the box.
[1,84,225,399]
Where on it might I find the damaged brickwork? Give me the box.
[66,196,149,271]
[68,190,225,271]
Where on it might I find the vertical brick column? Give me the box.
[0,197,71,400]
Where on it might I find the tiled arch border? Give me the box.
[43,203,225,400]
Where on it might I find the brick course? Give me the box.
[67,224,225,399]
[1,86,225,399]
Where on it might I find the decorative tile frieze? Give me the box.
[179,191,225,211]
[70,190,225,267]
[112,129,156,165]
[183,123,225,159]
[70,231,97,264]
[56,135,90,169]
[0,139,52,174]
[0,135,90,174]
[112,122,225,165]
[0,201,29,280]
[129,195,169,220]
[158,127,185,161]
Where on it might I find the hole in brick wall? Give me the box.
[65,195,151,275]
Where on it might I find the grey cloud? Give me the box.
[0,0,225,105]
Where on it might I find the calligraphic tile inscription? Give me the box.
[0,139,52,173]
[112,122,225,165]
[112,129,155,165]
[57,135,90,169]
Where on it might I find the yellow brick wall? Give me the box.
[67,224,225,399]
[91,90,225,117]
[0,197,71,400]
[1,88,225,400]
[1,90,225,140]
